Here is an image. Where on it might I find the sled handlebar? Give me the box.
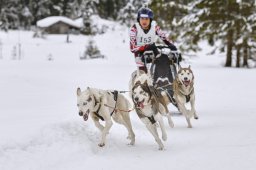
[156,45,182,64]
[141,45,182,64]
[156,45,181,57]
[156,45,180,53]
[156,45,170,49]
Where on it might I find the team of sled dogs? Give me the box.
[76,65,198,150]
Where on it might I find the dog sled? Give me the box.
[141,45,182,108]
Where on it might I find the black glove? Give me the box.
[173,53,182,63]
[168,43,177,51]
[144,43,159,56]
[141,55,152,63]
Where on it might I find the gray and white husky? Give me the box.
[76,87,135,147]
[173,65,199,128]
[129,70,173,150]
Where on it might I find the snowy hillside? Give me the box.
[0,26,256,170]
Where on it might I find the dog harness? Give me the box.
[135,107,156,124]
[179,87,194,103]
[93,90,118,121]
[93,96,104,121]
[132,83,167,124]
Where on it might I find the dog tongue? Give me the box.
[138,102,144,109]
[184,80,190,86]
[83,114,88,121]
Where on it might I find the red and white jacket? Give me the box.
[129,21,173,57]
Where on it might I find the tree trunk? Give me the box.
[243,39,248,67]
[225,29,233,67]
[236,45,241,68]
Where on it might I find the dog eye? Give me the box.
[83,102,87,106]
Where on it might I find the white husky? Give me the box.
[76,87,135,147]
[173,66,198,128]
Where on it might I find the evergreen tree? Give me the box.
[149,0,190,41]
[118,0,136,27]
[20,5,33,29]
[80,0,98,34]
[50,0,65,15]
[235,0,256,67]
[29,0,51,24]
[0,0,20,29]
[178,0,256,68]
[69,0,82,19]
[0,9,9,31]
[132,0,148,10]
[97,0,127,20]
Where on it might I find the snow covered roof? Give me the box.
[37,16,81,28]
[74,15,116,28]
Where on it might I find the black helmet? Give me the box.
[137,7,154,22]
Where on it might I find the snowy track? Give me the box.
[0,30,256,170]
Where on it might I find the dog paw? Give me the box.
[194,113,199,119]
[158,146,164,150]
[168,120,174,128]
[128,141,135,146]
[98,143,105,147]
[187,125,192,128]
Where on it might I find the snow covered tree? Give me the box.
[132,0,148,10]
[69,0,82,19]
[0,1,20,29]
[234,0,256,67]
[82,38,104,59]
[178,0,256,68]
[97,0,127,20]
[80,0,106,35]
[80,0,95,34]
[0,9,9,31]
[149,0,190,41]
[20,5,33,30]
[50,0,74,17]
[29,0,51,24]
[118,0,136,27]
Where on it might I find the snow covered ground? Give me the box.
[0,26,256,170]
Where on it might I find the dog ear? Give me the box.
[144,80,148,85]
[87,87,93,96]
[77,87,81,96]
[143,80,148,87]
